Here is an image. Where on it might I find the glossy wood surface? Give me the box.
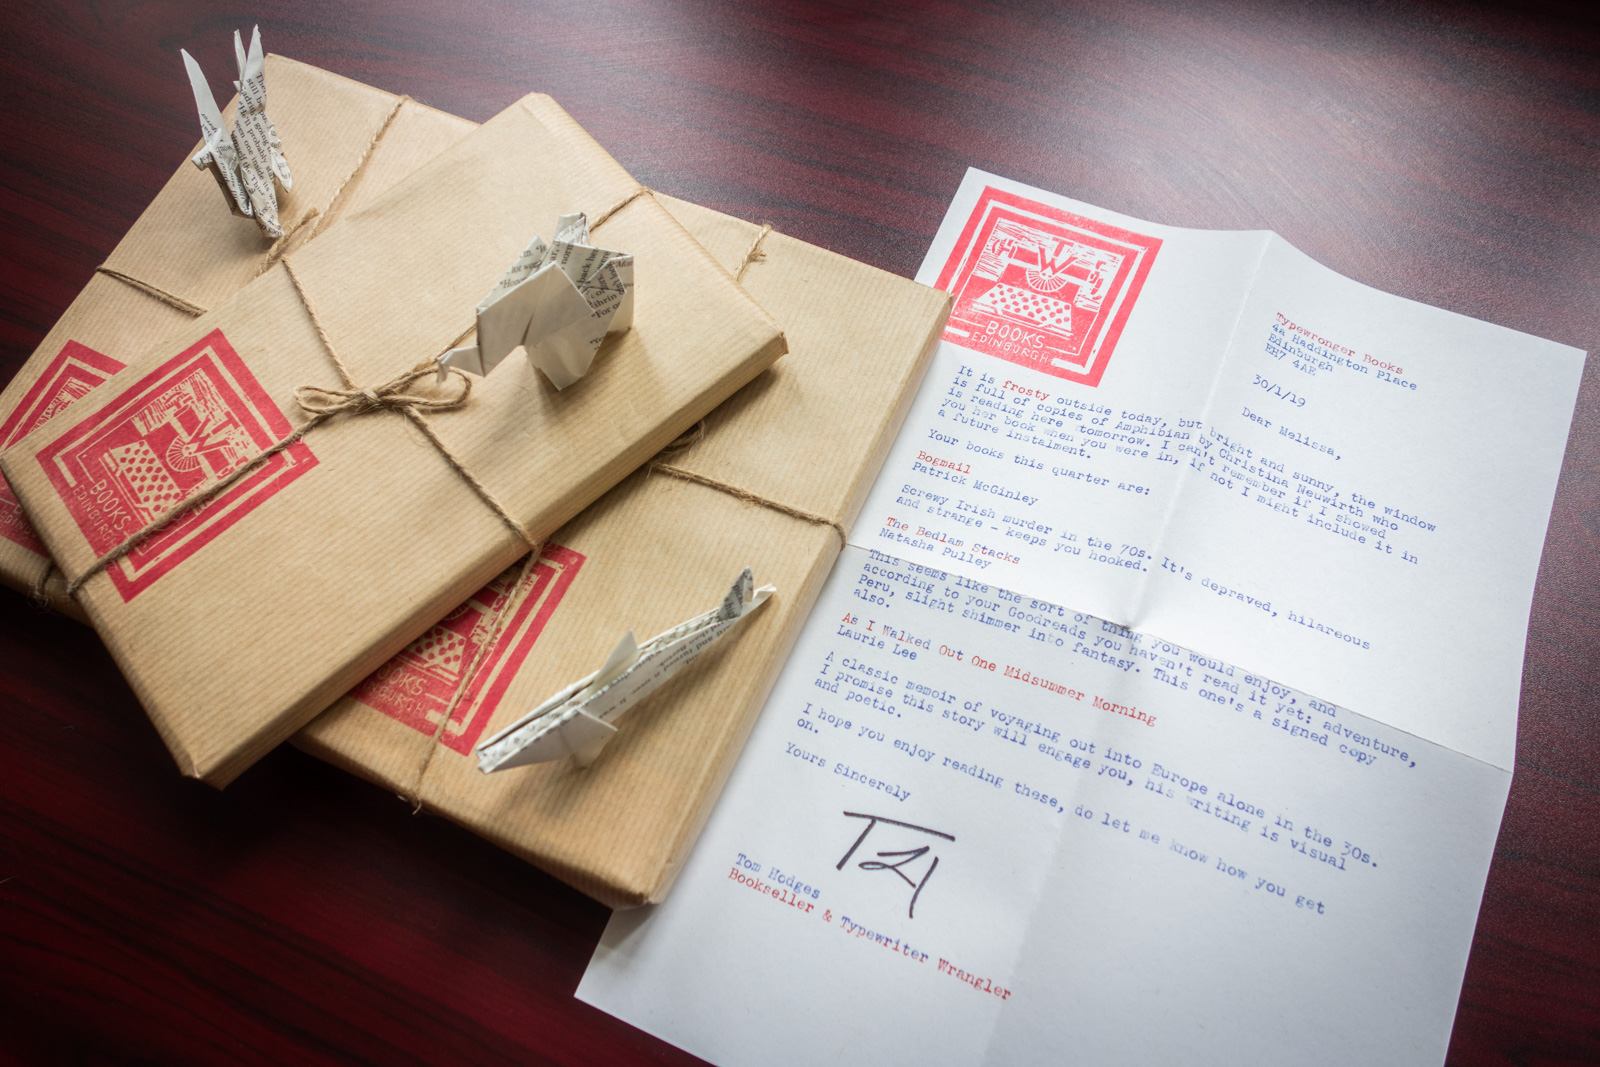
[2,1,1597,1063]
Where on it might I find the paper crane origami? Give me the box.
[181,26,293,238]
[476,568,774,771]
[438,213,635,390]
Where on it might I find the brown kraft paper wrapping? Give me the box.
[0,56,478,614]
[2,101,787,787]
[296,195,952,907]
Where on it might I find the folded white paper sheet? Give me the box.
[577,170,1584,1066]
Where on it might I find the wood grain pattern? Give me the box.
[2,1,1597,1062]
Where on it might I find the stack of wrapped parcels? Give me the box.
[1,56,951,907]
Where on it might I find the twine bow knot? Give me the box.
[294,362,471,417]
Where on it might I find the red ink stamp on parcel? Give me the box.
[0,340,126,555]
[936,187,1161,387]
[35,329,316,600]
[353,547,592,755]
[352,544,585,754]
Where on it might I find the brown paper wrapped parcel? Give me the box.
[2,98,787,787]
[0,56,476,614]
[297,195,952,907]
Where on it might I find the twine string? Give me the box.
[293,364,466,416]
[304,96,413,246]
[259,207,320,273]
[735,224,773,282]
[656,419,706,456]
[589,186,649,230]
[650,462,847,546]
[92,267,209,316]
[29,562,58,611]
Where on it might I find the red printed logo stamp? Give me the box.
[0,340,126,555]
[935,187,1161,387]
[351,544,585,754]
[35,329,316,600]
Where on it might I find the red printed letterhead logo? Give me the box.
[35,329,316,601]
[0,340,127,555]
[936,187,1161,387]
[350,544,585,755]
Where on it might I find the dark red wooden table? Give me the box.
[3,1,1597,1062]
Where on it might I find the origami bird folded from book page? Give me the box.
[475,568,774,770]
[181,26,293,238]
[438,213,635,390]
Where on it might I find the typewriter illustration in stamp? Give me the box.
[0,340,126,555]
[36,329,317,600]
[352,543,585,754]
[936,187,1161,387]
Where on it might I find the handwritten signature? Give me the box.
[836,811,955,918]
